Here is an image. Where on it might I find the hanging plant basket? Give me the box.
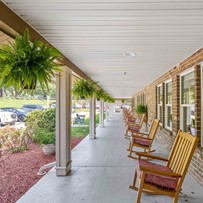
[96,89,107,101]
[0,28,62,92]
[72,79,97,99]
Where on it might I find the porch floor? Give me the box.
[17,112,203,203]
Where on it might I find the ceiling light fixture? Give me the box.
[123,52,136,57]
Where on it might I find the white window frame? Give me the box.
[179,68,195,133]
[157,84,162,126]
[165,79,172,131]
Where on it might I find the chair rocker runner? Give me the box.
[127,119,159,159]
[129,130,198,203]
[124,114,146,139]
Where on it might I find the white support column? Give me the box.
[109,103,114,117]
[99,99,104,127]
[105,102,109,122]
[55,67,72,176]
[89,97,96,139]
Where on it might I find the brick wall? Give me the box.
[133,47,203,186]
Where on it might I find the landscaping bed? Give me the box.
[0,137,84,203]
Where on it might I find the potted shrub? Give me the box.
[34,128,55,155]
[0,28,62,91]
[72,78,97,99]
[136,104,148,124]
[136,104,147,114]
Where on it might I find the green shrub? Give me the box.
[30,108,56,145]
[25,110,43,136]
[38,108,56,132]
[33,128,55,145]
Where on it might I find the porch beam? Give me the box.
[0,1,88,80]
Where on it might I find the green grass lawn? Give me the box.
[71,126,89,138]
[0,99,48,108]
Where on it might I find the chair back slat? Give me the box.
[138,114,146,127]
[168,130,198,177]
[148,119,159,140]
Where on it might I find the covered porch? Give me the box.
[17,112,203,203]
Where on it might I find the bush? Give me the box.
[25,108,56,145]
[33,128,55,145]
[0,126,30,154]
[24,108,56,145]
[38,108,55,132]
[25,110,43,136]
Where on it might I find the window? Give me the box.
[143,93,146,105]
[137,95,141,105]
[157,84,162,124]
[165,80,172,130]
[180,70,195,135]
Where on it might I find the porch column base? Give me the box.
[56,161,72,176]
[89,134,96,139]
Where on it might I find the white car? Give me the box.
[0,109,17,126]
[115,105,121,112]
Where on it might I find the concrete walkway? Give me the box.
[17,112,203,203]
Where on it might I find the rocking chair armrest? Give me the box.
[136,152,168,162]
[128,123,139,127]
[132,135,152,141]
[139,166,182,178]
[127,121,136,125]
[135,132,148,136]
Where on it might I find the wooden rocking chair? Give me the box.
[129,130,198,203]
[124,114,146,139]
[127,119,159,159]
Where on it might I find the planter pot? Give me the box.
[42,144,55,155]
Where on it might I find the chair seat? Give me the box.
[134,137,150,146]
[137,160,178,190]
[128,125,140,132]
[128,117,136,122]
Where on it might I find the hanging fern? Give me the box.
[96,89,107,101]
[0,28,62,92]
[72,79,97,99]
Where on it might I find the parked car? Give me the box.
[50,102,75,113]
[0,109,17,126]
[114,105,120,112]
[1,108,28,122]
[22,104,47,112]
[82,102,89,108]
[73,103,82,109]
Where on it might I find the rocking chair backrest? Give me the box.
[148,119,160,140]
[167,130,198,187]
[138,114,146,127]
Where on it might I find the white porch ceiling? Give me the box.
[3,0,203,98]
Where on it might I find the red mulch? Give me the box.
[0,137,84,203]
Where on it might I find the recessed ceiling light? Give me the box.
[123,52,136,57]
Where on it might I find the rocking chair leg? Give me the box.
[173,193,179,203]
[124,129,128,137]
[127,139,131,151]
[128,141,134,157]
[136,172,145,203]
[129,169,137,190]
